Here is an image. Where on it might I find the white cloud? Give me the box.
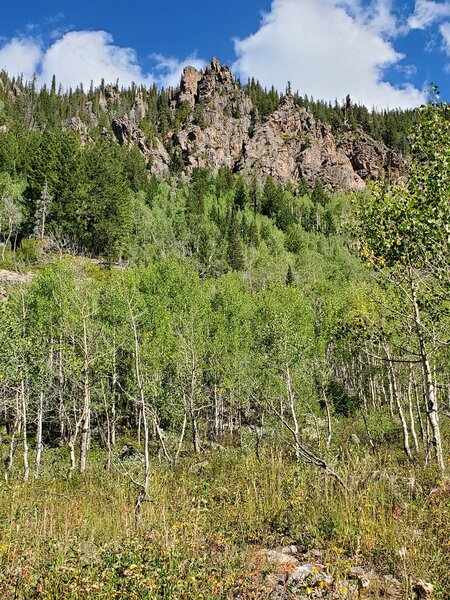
[45,13,65,25]
[395,63,418,78]
[150,53,207,88]
[408,0,450,29]
[0,30,207,91]
[39,31,155,89]
[440,21,450,52]
[233,0,425,109]
[49,26,73,41]
[362,0,400,37]
[0,37,42,81]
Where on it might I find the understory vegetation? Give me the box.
[0,447,448,598]
[0,81,449,598]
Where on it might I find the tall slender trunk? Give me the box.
[410,278,445,471]
[2,223,13,260]
[35,391,44,478]
[286,364,301,461]
[175,408,188,463]
[412,371,425,444]
[407,364,419,452]
[5,393,19,481]
[188,344,201,454]
[381,381,391,415]
[79,314,91,474]
[102,380,112,471]
[387,377,395,418]
[384,345,413,461]
[21,379,30,482]
[129,306,150,517]
[68,410,81,477]
[58,338,65,443]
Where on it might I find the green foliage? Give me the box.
[83,140,132,260]
[15,238,42,263]
[285,264,294,286]
[245,78,280,117]
[227,207,245,271]
[294,93,417,154]
[0,75,449,599]
[357,101,450,269]
[186,167,211,217]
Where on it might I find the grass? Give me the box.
[0,436,449,598]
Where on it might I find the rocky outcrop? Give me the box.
[168,59,390,192]
[111,117,170,176]
[129,92,147,123]
[99,84,121,111]
[338,128,408,181]
[62,116,92,144]
[178,67,202,107]
[171,58,254,172]
[254,545,429,599]
[10,57,403,191]
[0,269,34,287]
[239,94,365,191]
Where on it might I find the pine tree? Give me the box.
[83,140,131,260]
[234,176,248,210]
[248,218,259,247]
[186,168,211,217]
[262,177,283,218]
[285,264,294,286]
[297,178,310,196]
[227,207,244,271]
[312,180,328,206]
[250,178,260,214]
[33,179,51,241]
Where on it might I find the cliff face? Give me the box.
[170,58,254,173]
[239,94,365,191]
[107,58,406,191]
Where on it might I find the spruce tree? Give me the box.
[285,264,294,286]
[33,179,51,241]
[312,180,328,206]
[234,176,248,210]
[83,140,131,260]
[186,168,211,217]
[227,207,244,271]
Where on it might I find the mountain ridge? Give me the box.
[0,57,408,191]
[113,58,407,190]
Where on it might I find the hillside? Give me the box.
[0,61,449,599]
[0,58,411,192]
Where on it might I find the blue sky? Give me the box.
[1,0,450,108]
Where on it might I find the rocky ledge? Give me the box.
[108,58,407,192]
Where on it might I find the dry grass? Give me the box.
[0,440,448,598]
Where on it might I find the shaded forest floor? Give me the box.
[0,440,448,599]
